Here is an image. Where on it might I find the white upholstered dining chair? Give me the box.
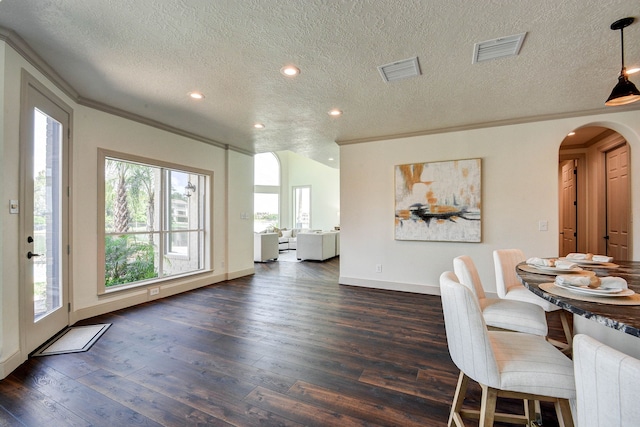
[573,334,640,427]
[453,255,548,336]
[439,271,575,427]
[493,248,573,351]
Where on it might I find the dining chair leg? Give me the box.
[534,400,542,426]
[554,399,574,427]
[559,311,573,348]
[448,371,468,427]
[546,311,573,354]
[523,399,537,424]
[479,385,498,427]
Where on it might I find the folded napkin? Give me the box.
[554,260,578,270]
[556,275,598,287]
[592,255,614,263]
[566,252,593,260]
[599,277,627,290]
[526,257,554,267]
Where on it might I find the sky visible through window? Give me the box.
[254,153,279,186]
[254,153,280,231]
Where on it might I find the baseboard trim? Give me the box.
[227,267,255,280]
[71,272,234,323]
[0,349,26,380]
[71,293,150,323]
[338,276,440,295]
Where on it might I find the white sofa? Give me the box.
[296,232,338,261]
[254,232,279,262]
[278,228,309,251]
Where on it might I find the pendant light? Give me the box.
[605,17,640,106]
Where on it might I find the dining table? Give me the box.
[516,259,640,357]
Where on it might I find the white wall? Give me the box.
[227,150,255,278]
[276,150,340,231]
[0,41,255,377]
[339,111,640,295]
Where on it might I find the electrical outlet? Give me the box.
[375,264,382,273]
[149,287,160,296]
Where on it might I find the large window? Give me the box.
[254,153,280,232]
[293,186,311,229]
[99,150,211,293]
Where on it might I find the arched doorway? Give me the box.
[558,126,631,259]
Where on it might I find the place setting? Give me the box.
[518,256,591,275]
[539,273,640,305]
[519,252,620,276]
[557,252,620,269]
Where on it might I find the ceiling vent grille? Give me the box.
[472,32,527,64]
[378,57,421,83]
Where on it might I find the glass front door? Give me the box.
[31,108,63,321]
[22,75,71,354]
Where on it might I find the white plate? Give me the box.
[559,257,619,268]
[526,264,584,273]
[555,282,634,297]
[555,281,622,293]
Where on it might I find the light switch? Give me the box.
[538,220,548,231]
[9,200,19,214]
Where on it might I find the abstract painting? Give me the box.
[395,158,481,242]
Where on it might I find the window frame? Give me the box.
[97,148,213,295]
[254,153,281,231]
[292,185,312,229]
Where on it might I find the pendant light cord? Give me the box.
[620,26,626,74]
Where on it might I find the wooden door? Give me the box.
[605,144,629,260]
[559,159,577,256]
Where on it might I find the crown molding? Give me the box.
[77,96,233,151]
[336,104,640,146]
[0,26,254,157]
[0,26,78,100]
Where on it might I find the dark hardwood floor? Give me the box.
[0,254,567,426]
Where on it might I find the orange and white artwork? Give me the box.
[395,158,481,242]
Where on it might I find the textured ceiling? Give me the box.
[1,1,639,168]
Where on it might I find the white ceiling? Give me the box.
[1,1,639,168]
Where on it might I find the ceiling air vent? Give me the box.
[378,57,421,83]
[472,32,527,64]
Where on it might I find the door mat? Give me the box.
[32,324,111,356]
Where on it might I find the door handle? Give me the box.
[27,251,41,259]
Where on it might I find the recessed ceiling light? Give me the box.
[189,92,204,100]
[328,109,342,116]
[280,65,300,77]
[328,157,334,161]
[254,123,265,129]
